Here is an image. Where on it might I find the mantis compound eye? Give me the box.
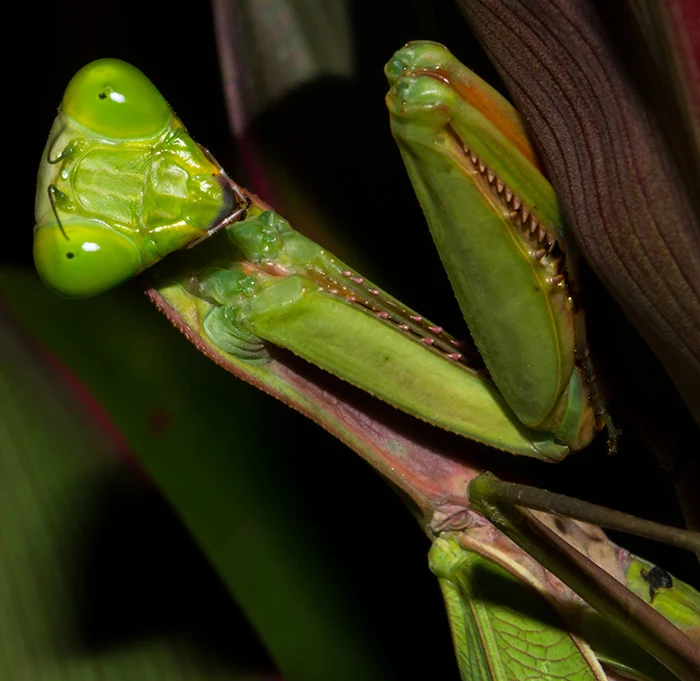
[61,58,172,140]
[33,220,143,298]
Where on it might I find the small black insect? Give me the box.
[640,566,673,602]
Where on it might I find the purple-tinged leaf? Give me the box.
[455,0,700,424]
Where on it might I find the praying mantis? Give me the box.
[33,43,700,681]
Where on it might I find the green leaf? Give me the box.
[0,268,390,681]
[0,296,273,680]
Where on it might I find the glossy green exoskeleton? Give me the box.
[34,59,248,297]
[32,53,600,460]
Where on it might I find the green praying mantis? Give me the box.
[34,43,700,681]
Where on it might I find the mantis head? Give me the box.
[34,59,173,298]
